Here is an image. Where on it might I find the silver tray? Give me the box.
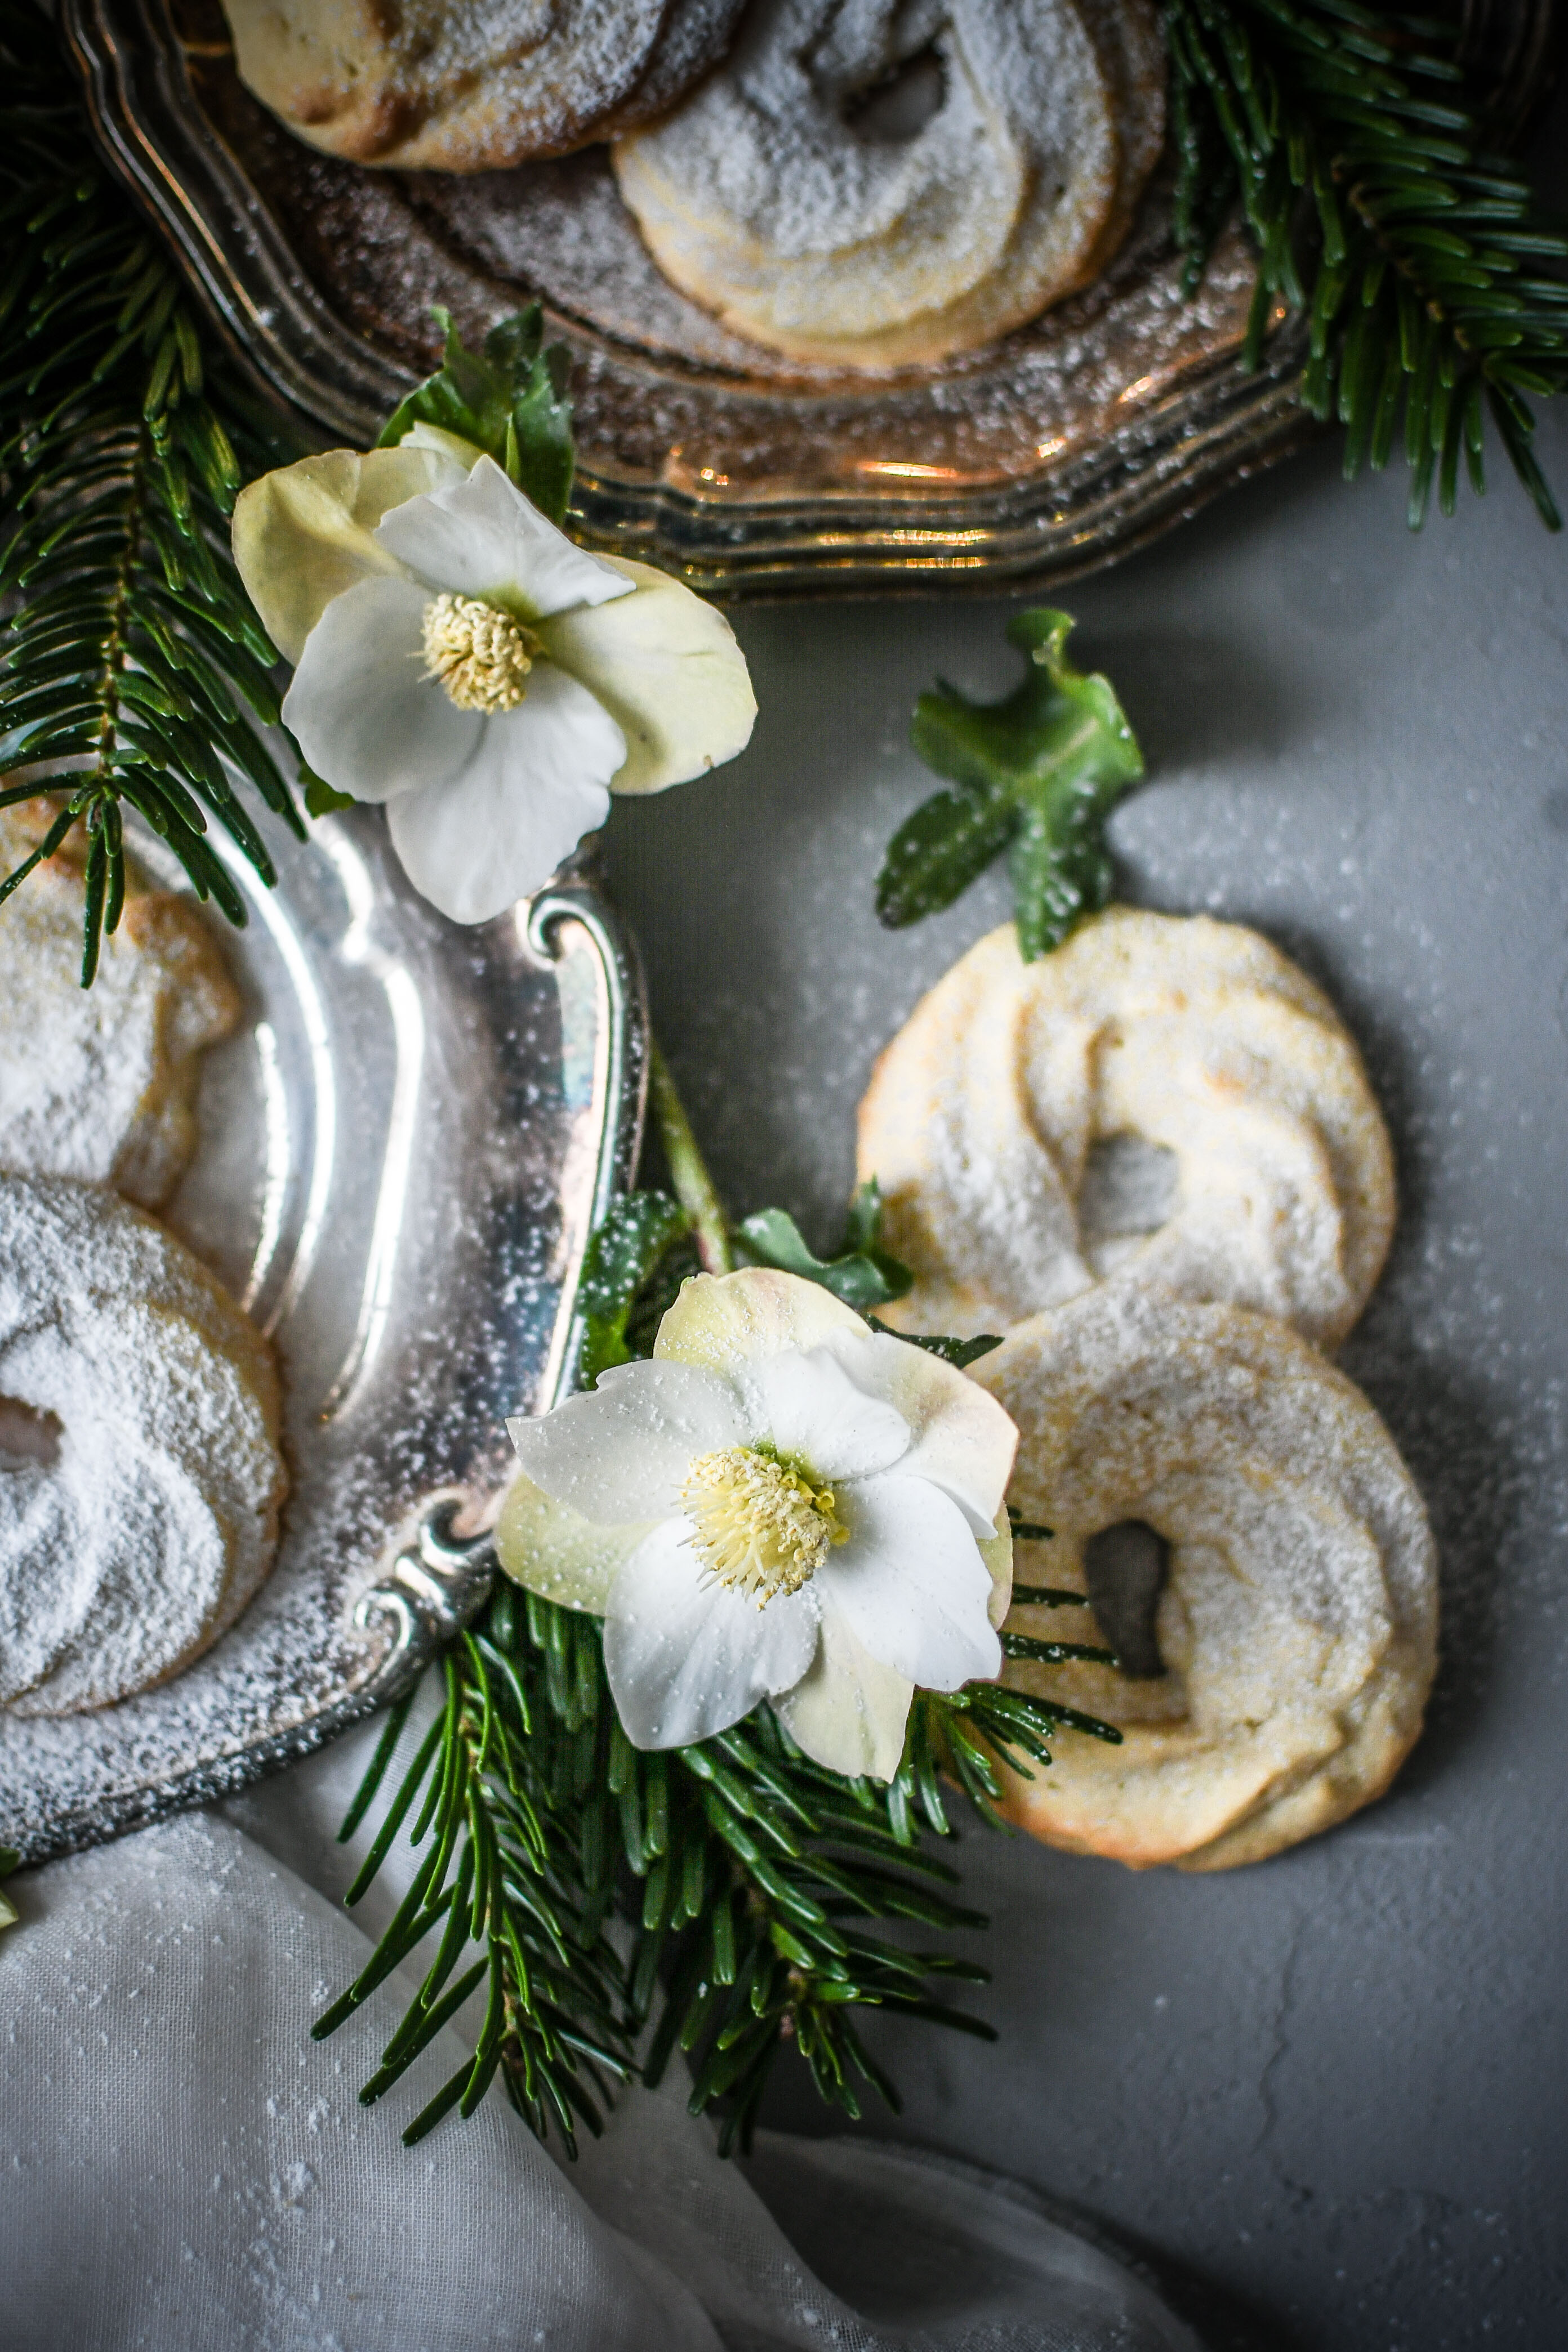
[0,817,645,1867]
[65,0,1321,599]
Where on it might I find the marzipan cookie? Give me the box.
[613,0,1164,369]
[859,910,1395,1349]
[0,804,239,1210]
[972,1285,1438,1869]
[224,0,749,170]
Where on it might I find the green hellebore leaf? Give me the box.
[865,1322,1004,1370]
[300,762,355,819]
[733,1179,913,1312]
[876,608,1145,960]
[578,1191,691,1386]
[0,1845,18,1933]
[378,303,575,525]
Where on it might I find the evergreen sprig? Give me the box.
[324,1571,1121,2155]
[1168,0,1568,525]
[0,0,306,979]
[322,1135,1123,2153]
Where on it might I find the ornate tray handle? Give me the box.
[338,862,647,1720]
[351,1499,499,1702]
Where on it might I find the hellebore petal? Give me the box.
[978,1508,1015,1631]
[754,1344,910,1484]
[773,1594,913,1782]
[819,1328,1017,1538]
[374,455,632,622]
[654,1267,867,1386]
[821,1473,1001,1690]
[604,1517,819,1749]
[386,665,626,923]
[398,422,487,471]
[495,1470,655,1614]
[541,558,757,795]
[232,444,466,663]
[508,1358,747,1527]
[282,576,479,804]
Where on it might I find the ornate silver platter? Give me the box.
[0,816,645,1866]
[64,0,1322,598]
[63,0,1556,600]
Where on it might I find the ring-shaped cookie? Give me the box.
[859,910,1396,1351]
[0,805,239,1209]
[613,0,1164,369]
[0,1175,287,1717]
[972,1285,1437,1869]
[225,0,749,170]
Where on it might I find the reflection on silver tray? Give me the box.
[65,0,1322,598]
[0,817,645,1867]
[61,0,1561,596]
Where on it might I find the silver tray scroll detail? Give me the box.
[0,817,646,1867]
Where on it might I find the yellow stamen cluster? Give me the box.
[421,593,540,712]
[680,1445,845,1606]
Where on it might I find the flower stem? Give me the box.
[648,1039,732,1276]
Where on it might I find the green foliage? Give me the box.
[867,1321,1004,1371]
[733,1179,914,1312]
[579,1178,915,1367]
[379,304,574,525]
[0,0,306,980]
[324,1162,1124,2152]
[316,1596,635,2150]
[300,763,355,819]
[877,611,1146,960]
[0,1843,18,1930]
[1166,0,1568,527]
[577,1190,692,1385]
[324,1574,1121,2153]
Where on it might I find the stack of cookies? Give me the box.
[0,808,287,1721]
[222,0,1167,371]
[858,909,1438,1870]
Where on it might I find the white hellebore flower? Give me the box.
[231,426,756,923]
[501,1268,1018,1781]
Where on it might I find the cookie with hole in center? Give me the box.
[858,909,1395,1350]
[972,1284,1437,1869]
[613,0,1164,369]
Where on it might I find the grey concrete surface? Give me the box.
[604,374,1568,2342]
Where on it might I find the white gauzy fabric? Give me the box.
[1,1709,1204,2352]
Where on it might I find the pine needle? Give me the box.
[1166,0,1567,526]
[0,0,304,982]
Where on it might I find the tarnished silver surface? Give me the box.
[0,813,646,1866]
[62,0,1557,599]
[63,0,1318,599]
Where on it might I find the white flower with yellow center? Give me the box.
[501,1268,1018,1779]
[232,428,756,924]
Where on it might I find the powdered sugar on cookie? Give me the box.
[0,807,239,1210]
[0,1175,287,1718]
[859,910,1395,1349]
[973,1285,1437,1868]
[614,0,1164,367]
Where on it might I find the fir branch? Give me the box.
[0,0,304,979]
[326,1572,1119,2155]
[317,1587,636,2151]
[1167,0,1568,525]
[324,1074,1122,2151]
